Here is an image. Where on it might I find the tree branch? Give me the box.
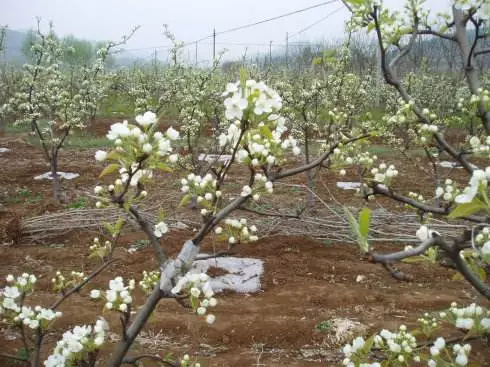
[50,259,116,310]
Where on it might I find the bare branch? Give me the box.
[50,260,116,310]
[372,183,488,223]
[474,47,490,57]
[273,134,369,180]
[417,29,457,42]
[371,237,440,263]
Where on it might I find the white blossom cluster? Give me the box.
[94,111,179,202]
[153,221,169,238]
[219,80,301,167]
[90,277,135,313]
[435,179,460,203]
[14,305,62,330]
[171,272,217,324]
[332,144,378,175]
[180,173,219,217]
[446,302,490,334]
[455,0,490,19]
[139,270,160,295]
[454,168,489,204]
[221,80,282,120]
[0,284,22,316]
[343,325,420,366]
[180,353,201,367]
[371,163,399,184]
[52,271,87,293]
[374,326,419,364]
[342,301,490,366]
[474,227,490,259]
[240,173,273,202]
[88,237,112,260]
[428,339,472,367]
[44,318,109,367]
[1,274,61,330]
[215,218,259,245]
[417,312,439,337]
[469,135,490,157]
[4,272,37,293]
[416,225,440,241]
[408,191,425,204]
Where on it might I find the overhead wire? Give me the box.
[122,0,340,52]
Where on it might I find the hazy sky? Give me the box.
[1,0,452,62]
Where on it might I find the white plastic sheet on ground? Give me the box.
[336,182,361,190]
[438,161,462,169]
[192,255,264,293]
[438,161,477,169]
[198,154,232,164]
[34,172,80,180]
[0,148,10,153]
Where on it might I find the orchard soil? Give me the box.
[0,127,489,366]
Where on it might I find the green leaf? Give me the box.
[344,207,359,238]
[346,0,366,5]
[106,150,122,161]
[239,67,248,86]
[402,256,428,264]
[358,207,371,238]
[114,217,125,234]
[259,125,273,140]
[99,163,120,178]
[449,198,487,218]
[452,272,464,281]
[156,162,172,172]
[179,194,192,208]
[362,335,375,354]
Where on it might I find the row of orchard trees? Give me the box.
[0,1,489,365]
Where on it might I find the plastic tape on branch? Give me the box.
[159,240,198,293]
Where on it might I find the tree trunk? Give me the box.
[304,126,316,207]
[50,154,63,202]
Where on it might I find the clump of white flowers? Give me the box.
[180,354,201,367]
[435,179,460,203]
[371,163,399,185]
[94,111,180,206]
[239,173,273,201]
[4,272,37,293]
[52,271,87,293]
[14,305,62,330]
[373,326,419,364]
[88,237,112,260]
[417,312,439,337]
[139,270,160,295]
[171,272,217,324]
[416,225,440,242]
[220,80,301,168]
[446,302,490,334]
[474,227,490,260]
[153,221,168,238]
[427,340,472,367]
[44,318,109,367]
[214,218,259,246]
[408,191,426,203]
[0,284,22,316]
[180,173,218,216]
[1,274,62,329]
[91,277,135,314]
[468,134,490,157]
[342,302,490,366]
[454,168,489,204]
